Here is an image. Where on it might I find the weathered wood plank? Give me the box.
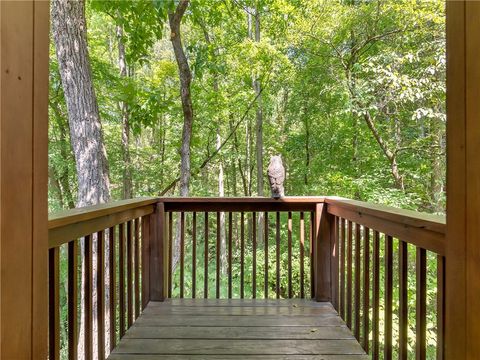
[133,314,344,327]
[109,355,369,360]
[141,305,337,316]
[112,339,365,355]
[123,325,355,340]
[151,299,332,307]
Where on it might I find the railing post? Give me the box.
[149,202,168,301]
[314,203,332,301]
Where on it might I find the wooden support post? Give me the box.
[315,203,332,301]
[149,202,167,301]
[1,2,49,357]
[446,1,480,357]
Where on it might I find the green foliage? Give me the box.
[48,1,445,358]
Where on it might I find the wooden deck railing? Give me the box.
[48,197,158,360]
[161,197,325,299]
[48,196,446,359]
[326,197,446,360]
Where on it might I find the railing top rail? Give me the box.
[159,196,326,212]
[326,197,446,255]
[49,197,158,230]
[48,197,157,249]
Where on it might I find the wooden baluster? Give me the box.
[167,212,172,298]
[240,212,245,299]
[300,212,305,299]
[48,247,60,360]
[416,248,427,360]
[287,211,293,299]
[192,212,197,299]
[372,230,380,360]
[204,212,209,298]
[399,240,408,360]
[437,255,445,360]
[216,212,220,299]
[385,235,393,360]
[180,212,185,298]
[362,227,370,352]
[68,240,78,360]
[85,234,93,359]
[264,211,269,299]
[252,212,257,299]
[228,212,233,299]
[346,221,353,329]
[127,221,133,328]
[276,212,281,299]
[331,216,340,311]
[340,218,346,319]
[109,226,116,351]
[134,219,140,319]
[354,223,361,340]
[97,231,105,360]
[310,211,315,298]
[141,217,150,310]
[119,224,125,338]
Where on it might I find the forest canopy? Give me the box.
[48,0,446,213]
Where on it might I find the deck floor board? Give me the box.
[109,299,367,359]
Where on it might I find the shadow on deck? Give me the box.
[109,299,367,359]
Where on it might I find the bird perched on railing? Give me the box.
[267,155,285,199]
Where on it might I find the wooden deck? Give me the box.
[109,299,367,359]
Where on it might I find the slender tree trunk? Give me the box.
[253,7,264,197]
[52,1,111,358]
[429,118,444,212]
[217,131,227,273]
[303,103,310,186]
[169,0,193,271]
[250,6,265,246]
[49,165,65,208]
[50,101,76,209]
[363,112,404,190]
[116,18,133,199]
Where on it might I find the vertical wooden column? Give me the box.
[0,1,49,358]
[446,0,480,357]
[314,203,332,301]
[149,202,167,301]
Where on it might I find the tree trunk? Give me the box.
[52,0,111,207]
[169,0,193,271]
[250,6,265,246]
[51,1,111,357]
[50,100,76,209]
[217,131,227,273]
[303,103,310,186]
[116,18,133,199]
[429,118,444,212]
[253,7,264,197]
[363,111,404,190]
